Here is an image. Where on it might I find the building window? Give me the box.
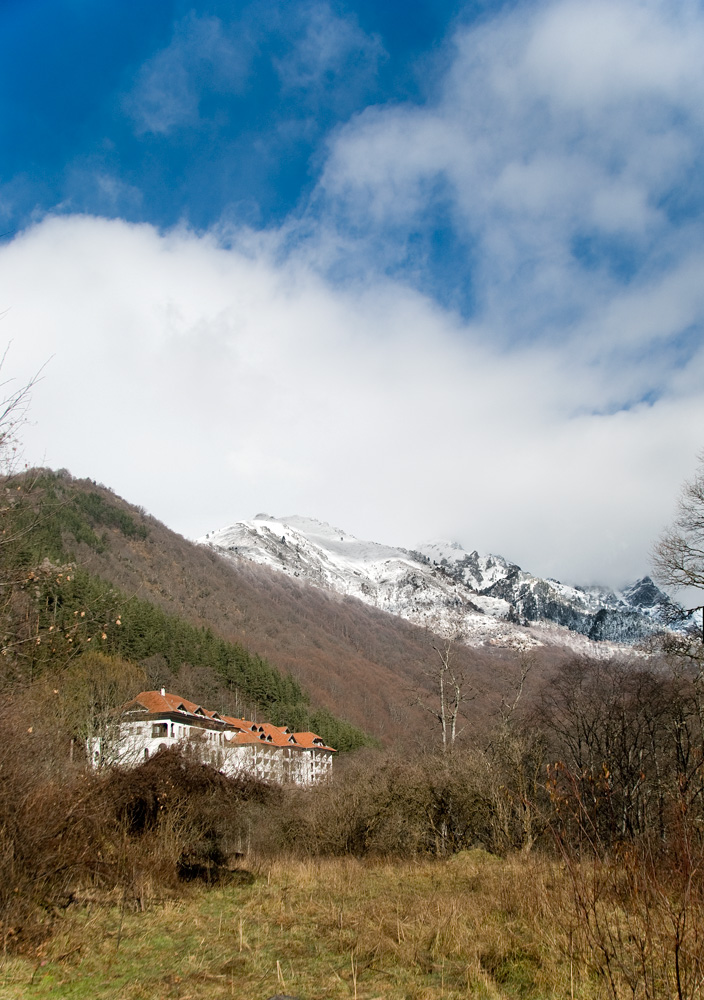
[151,723,168,738]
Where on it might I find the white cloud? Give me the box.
[125,3,384,137]
[275,2,384,97]
[520,0,704,110]
[317,0,704,349]
[125,13,249,135]
[3,212,702,588]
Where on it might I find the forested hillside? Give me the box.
[1,468,568,744]
[0,469,374,750]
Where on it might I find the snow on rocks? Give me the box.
[198,515,670,652]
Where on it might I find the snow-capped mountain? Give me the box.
[197,515,672,650]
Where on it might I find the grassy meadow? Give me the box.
[1,851,597,1000]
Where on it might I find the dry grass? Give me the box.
[0,851,606,1000]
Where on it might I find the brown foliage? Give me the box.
[540,656,704,999]
[260,738,552,860]
[551,768,704,1000]
[0,691,276,954]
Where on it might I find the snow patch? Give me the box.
[197,517,671,652]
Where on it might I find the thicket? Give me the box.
[0,687,279,954]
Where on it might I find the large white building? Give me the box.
[92,689,335,785]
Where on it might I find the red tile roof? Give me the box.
[291,731,336,751]
[125,691,222,721]
[225,731,263,746]
[123,691,336,752]
[220,715,255,731]
[253,723,291,744]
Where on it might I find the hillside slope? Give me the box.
[5,471,643,745]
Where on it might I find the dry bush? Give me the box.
[101,745,280,879]
[0,698,104,952]
[0,684,277,955]
[265,747,519,858]
[559,833,704,1000]
[549,758,704,1000]
[262,722,554,860]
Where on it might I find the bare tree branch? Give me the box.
[0,346,48,475]
[654,453,704,642]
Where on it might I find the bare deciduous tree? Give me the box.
[432,631,465,751]
[0,346,44,474]
[415,608,475,752]
[654,454,704,641]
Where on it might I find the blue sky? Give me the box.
[1,0,458,227]
[2,0,704,586]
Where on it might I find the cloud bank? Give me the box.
[5,211,700,587]
[5,0,704,587]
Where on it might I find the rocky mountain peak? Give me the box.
[198,516,672,652]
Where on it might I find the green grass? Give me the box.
[0,853,604,1000]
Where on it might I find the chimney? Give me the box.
[160,687,166,696]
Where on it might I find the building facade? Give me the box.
[91,689,335,785]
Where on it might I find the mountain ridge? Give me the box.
[16,472,564,744]
[199,514,671,649]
